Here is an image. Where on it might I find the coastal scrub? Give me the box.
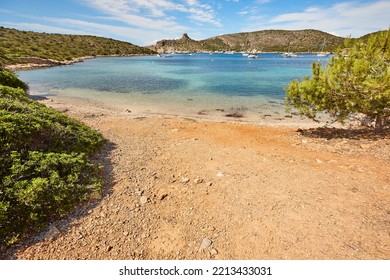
[285,30,390,130]
[0,70,105,246]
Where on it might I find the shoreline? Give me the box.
[4,54,153,71]
[36,93,334,130]
[6,51,330,71]
[5,56,95,71]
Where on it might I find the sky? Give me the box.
[0,0,389,46]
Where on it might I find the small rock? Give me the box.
[198,237,213,252]
[216,171,224,177]
[360,144,371,150]
[194,177,203,184]
[210,248,218,256]
[207,182,213,187]
[140,196,148,204]
[123,231,129,236]
[182,177,190,184]
[44,226,60,240]
[135,189,143,196]
[357,167,365,173]
[316,159,323,164]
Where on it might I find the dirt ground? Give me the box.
[2,98,390,260]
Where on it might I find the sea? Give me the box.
[17,53,331,123]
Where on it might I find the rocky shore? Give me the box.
[4,56,95,71]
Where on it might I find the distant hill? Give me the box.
[150,29,346,53]
[358,30,389,41]
[0,27,156,68]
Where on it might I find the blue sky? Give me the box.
[0,0,389,45]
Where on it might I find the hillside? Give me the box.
[151,29,345,53]
[0,27,156,68]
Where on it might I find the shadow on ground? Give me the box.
[298,127,390,141]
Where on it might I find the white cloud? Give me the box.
[0,21,90,35]
[82,0,221,28]
[267,1,390,37]
[43,16,183,45]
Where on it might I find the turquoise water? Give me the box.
[17,53,330,120]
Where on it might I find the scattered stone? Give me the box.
[182,177,190,184]
[194,177,203,184]
[316,159,323,164]
[125,109,132,113]
[134,189,143,196]
[44,225,60,240]
[360,144,371,150]
[216,171,224,177]
[210,248,218,256]
[123,231,129,236]
[140,196,148,204]
[357,167,365,173]
[198,237,213,252]
[207,182,213,187]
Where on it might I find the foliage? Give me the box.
[0,71,105,245]
[285,30,390,130]
[0,26,156,66]
[0,69,28,90]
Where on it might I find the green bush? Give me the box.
[0,70,28,91]
[0,71,105,245]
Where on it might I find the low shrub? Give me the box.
[0,71,105,246]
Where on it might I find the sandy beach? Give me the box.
[4,95,390,260]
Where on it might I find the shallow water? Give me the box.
[18,53,330,122]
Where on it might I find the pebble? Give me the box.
[44,226,61,240]
[140,196,148,204]
[210,248,218,256]
[182,177,190,184]
[360,144,371,149]
[198,237,213,252]
[194,177,203,184]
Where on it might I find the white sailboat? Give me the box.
[247,54,259,59]
[282,44,297,58]
[282,52,298,58]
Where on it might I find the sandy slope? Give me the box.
[3,97,390,260]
